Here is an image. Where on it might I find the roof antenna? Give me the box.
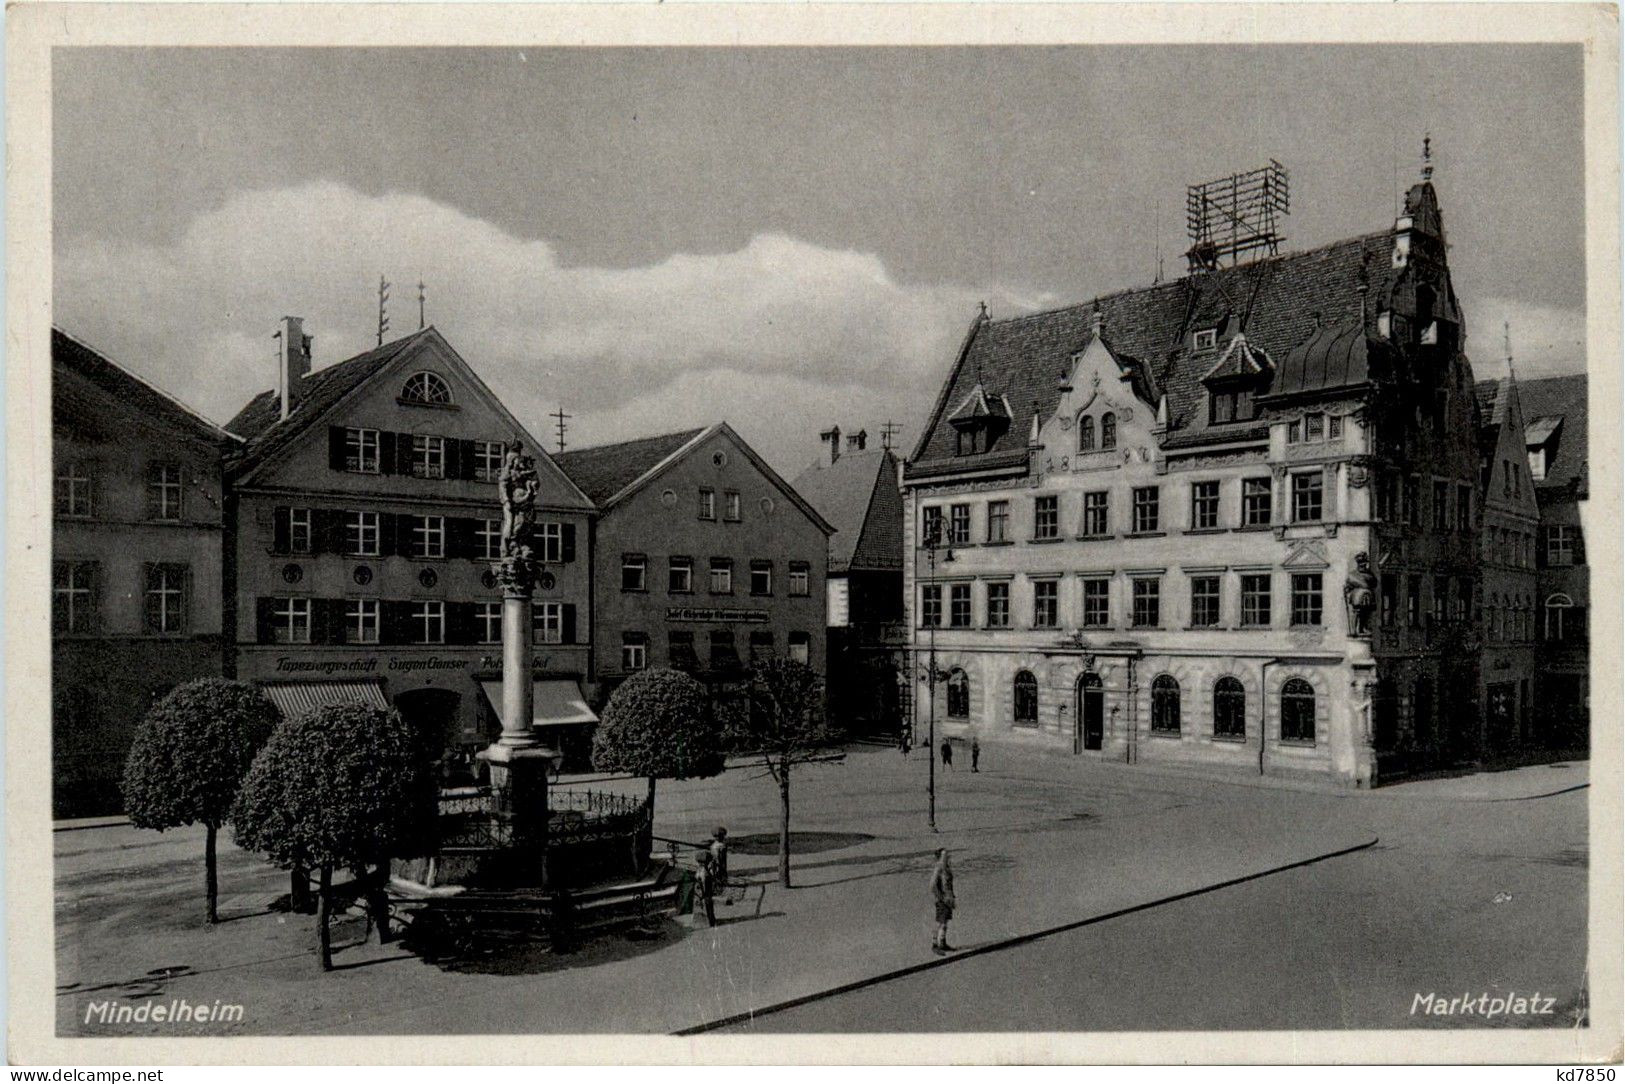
[1504,321,1517,383]
[551,405,571,454]
[1421,132,1434,183]
[1154,194,1164,283]
[417,280,427,330]
[376,275,391,346]
[880,419,902,451]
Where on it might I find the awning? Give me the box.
[261,679,389,720]
[476,678,599,728]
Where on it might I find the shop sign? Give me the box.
[666,606,770,623]
[273,655,470,676]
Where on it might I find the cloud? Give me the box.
[1465,296,1588,381]
[54,182,1043,473]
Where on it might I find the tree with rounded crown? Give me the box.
[232,702,435,970]
[591,668,726,807]
[121,678,281,924]
[725,658,839,888]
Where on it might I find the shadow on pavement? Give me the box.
[409,917,694,977]
[726,831,876,855]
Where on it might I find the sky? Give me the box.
[53,45,1586,475]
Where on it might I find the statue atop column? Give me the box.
[498,439,540,563]
[1344,551,1379,637]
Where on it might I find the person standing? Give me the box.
[930,848,956,953]
[970,735,981,773]
[900,723,912,756]
[940,739,954,771]
[708,827,730,904]
[696,851,717,927]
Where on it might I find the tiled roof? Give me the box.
[553,428,706,505]
[53,328,237,446]
[909,230,1400,469]
[225,328,435,474]
[1473,377,1508,460]
[1518,372,1588,497]
[792,448,903,573]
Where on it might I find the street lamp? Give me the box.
[921,533,955,831]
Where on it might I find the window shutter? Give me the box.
[273,507,291,553]
[460,439,480,480]
[561,522,577,563]
[141,562,157,635]
[447,517,474,560]
[372,512,394,557]
[322,509,347,554]
[325,598,349,645]
[1536,527,1549,569]
[444,438,462,481]
[562,603,577,645]
[328,427,347,471]
[1572,529,1586,566]
[396,432,415,475]
[87,562,102,632]
[453,602,478,645]
[180,565,193,636]
[377,431,396,475]
[380,600,405,645]
[256,597,276,643]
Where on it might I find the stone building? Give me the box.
[793,427,907,736]
[224,321,596,760]
[902,172,1487,786]
[52,328,238,816]
[555,423,832,710]
[1520,372,1590,746]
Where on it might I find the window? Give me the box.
[273,597,312,644]
[622,553,647,592]
[668,631,698,671]
[1078,415,1095,451]
[750,560,773,597]
[1132,486,1160,533]
[787,631,810,665]
[724,490,742,522]
[410,435,445,479]
[920,585,943,628]
[1280,678,1316,742]
[346,511,381,557]
[1404,475,1420,528]
[477,519,502,561]
[1194,328,1217,351]
[669,556,694,593]
[922,506,944,547]
[401,371,452,404]
[947,670,970,718]
[948,504,971,545]
[52,561,97,634]
[1034,496,1059,540]
[1033,579,1059,628]
[622,633,648,672]
[987,500,1010,543]
[412,515,445,559]
[348,599,381,645]
[949,583,972,628]
[142,565,188,634]
[1241,574,1271,627]
[534,602,563,645]
[1406,576,1422,628]
[1151,675,1180,734]
[1545,595,1581,643]
[1291,472,1323,523]
[413,601,445,644]
[698,488,717,521]
[474,440,504,482]
[1014,671,1038,726]
[788,562,811,597]
[476,601,501,645]
[146,463,184,521]
[1214,677,1246,738]
[1100,413,1117,449]
[289,508,313,554]
[1132,578,1161,628]
[709,558,733,595]
[1304,413,1324,442]
[1381,575,1397,628]
[1328,415,1343,439]
[1432,576,1449,626]
[55,461,94,517]
[1191,481,1219,529]
[1290,573,1323,627]
[1456,484,1473,532]
[986,582,1011,628]
[1287,420,1301,444]
[1210,388,1255,424]
[748,630,775,663]
[1191,576,1220,627]
[1242,478,1272,527]
[709,630,740,671]
[1432,481,1449,531]
[534,522,564,563]
[1546,525,1580,566]
[1082,491,1109,537]
[1453,577,1470,623]
[1082,579,1110,627]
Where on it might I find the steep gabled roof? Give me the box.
[552,428,706,505]
[792,448,903,573]
[53,327,238,446]
[909,230,1401,473]
[1518,372,1588,497]
[1474,376,1509,460]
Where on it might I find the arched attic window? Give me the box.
[1077,414,1095,452]
[401,371,452,405]
[1100,412,1117,450]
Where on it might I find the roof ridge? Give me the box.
[555,425,709,459]
[53,326,241,442]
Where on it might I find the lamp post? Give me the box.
[921,534,954,831]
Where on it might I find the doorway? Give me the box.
[1076,672,1104,753]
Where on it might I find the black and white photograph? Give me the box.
[6,2,1621,1067]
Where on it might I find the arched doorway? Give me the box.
[393,687,464,766]
[1076,672,1104,753]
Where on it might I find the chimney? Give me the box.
[277,316,312,420]
[846,429,868,452]
[820,425,842,465]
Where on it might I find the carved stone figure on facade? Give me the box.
[498,439,540,561]
[1343,551,1379,637]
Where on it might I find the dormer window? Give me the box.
[1194,329,1218,353]
[401,371,452,405]
[947,382,1011,457]
[1209,388,1256,425]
